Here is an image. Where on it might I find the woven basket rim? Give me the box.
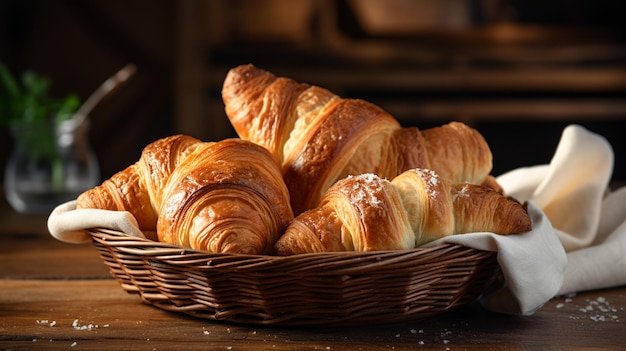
[87,226,486,260]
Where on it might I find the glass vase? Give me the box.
[4,118,100,214]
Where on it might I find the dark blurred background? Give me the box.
[1,0,625,183]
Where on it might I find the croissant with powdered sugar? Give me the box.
[274,168,531,255]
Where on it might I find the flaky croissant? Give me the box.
[222,64,493,214]
[274,168,531,255]
[76,135,293,254]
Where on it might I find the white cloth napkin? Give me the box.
[48,201,146,243]
[426,124,625,315]
[429,201,566,315]
[47,124,623,317]
[497,124,626,297]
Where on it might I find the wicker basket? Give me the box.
[88,228,500,327]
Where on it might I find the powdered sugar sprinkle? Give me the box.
[342,174,385,208]
[414,169,441,199]
[452,183,471,202]
[556,293,622,322]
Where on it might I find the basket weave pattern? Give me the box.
[89,228,499,326]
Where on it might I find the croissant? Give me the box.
[222,64,493,214]
[76,135,293,254]
[274,168,531,255]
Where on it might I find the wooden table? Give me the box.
[1,198,625,350]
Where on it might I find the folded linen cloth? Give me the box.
[429,201,566,315]
[47,124,621,317]
[48,201,146,243]
[497,125,626,297]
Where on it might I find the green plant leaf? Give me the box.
[0,61,22,125]
[0,61,21,99]
[55,93,81,122]
[1,61,81,126]
[21,70,51,99]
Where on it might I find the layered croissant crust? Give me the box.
[222,64,493,214]
[76,135,293,254]
[274,169,532,255]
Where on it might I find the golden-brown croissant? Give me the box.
[76,135,294,254]
[274,168,531,255]
[222,64,493,214]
